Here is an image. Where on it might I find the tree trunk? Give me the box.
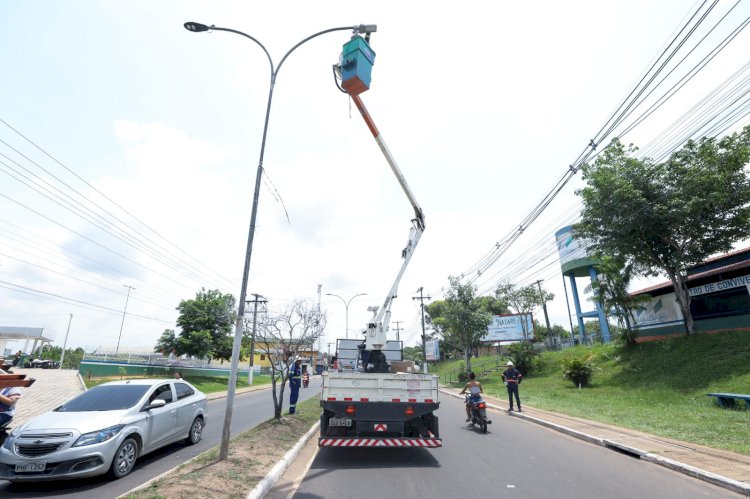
[271,377,281,419]
[465,347,472,374]
[667,269,695,335]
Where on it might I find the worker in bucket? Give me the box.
[288,357,302,414]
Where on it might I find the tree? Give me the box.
[154,329,177,355]
[585,254,649,344]
[402,345,424,364]
[175,288,236,361]
[257,299,325,419]
[576,128,750,335]
[39,345,85,369]
[495,283,554,340]
[427,276,492,373]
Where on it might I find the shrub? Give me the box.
[508,341,537,376]
[616,327,639,347]
[457,370,469,383]
[561,353,596,387]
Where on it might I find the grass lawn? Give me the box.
[436,331,750,455]
[83,374,272,394]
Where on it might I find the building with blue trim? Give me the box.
[631,246,750,341]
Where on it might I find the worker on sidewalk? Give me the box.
[502,360,523,412]
[288,358,302,414]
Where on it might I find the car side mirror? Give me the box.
[143,399,167,411]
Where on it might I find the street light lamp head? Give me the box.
[355,24,377,34]
[184,22,211,32]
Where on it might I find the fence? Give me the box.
[83,352,211,368]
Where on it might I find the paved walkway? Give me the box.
[10,367,85,427]
[441,386,750,496]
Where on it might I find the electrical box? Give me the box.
[340,36,376,95]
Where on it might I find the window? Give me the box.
[149,384,173,404]
[690,287,750,320]
[175,382,195,400]
[260,354,266,361]
[56,385,149,412]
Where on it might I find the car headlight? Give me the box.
[1,428,18,450]
[73,425,125,447]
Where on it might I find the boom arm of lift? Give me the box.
[349,94,426,353]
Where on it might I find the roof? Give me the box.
[0,326,52,341]
[631,246,750,296]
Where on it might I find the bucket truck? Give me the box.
[318,31,441,448]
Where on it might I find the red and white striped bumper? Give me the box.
[319,437,442,448]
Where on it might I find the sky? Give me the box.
[1,0,749,357]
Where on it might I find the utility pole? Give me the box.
[412,287,431,373]
[535,279,552,343]
[59,313,73,369]
[246,294,267,386]
[116,285,135,356]
[393,321,403,342]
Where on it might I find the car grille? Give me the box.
[20,432,73,439]
[16,443,64,457]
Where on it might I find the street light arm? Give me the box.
[204,26,274,75]
[347,292,368,307]
[276,26,363,78]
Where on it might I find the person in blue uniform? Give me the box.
[288,358,302,414]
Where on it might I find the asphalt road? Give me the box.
[292,393,742,499]
[0,378,322,499]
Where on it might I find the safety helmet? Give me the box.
[506,361,514,366]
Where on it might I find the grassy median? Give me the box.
[123,396,321,499]
[84,375,272,394]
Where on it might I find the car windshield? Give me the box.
[55,384,151,412]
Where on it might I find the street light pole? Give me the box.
[116,285,135,356]
[325,292,368,339]
[184,21,376,462]
[59,313,73,369]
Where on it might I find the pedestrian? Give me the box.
[502,360,523,412]
[12,351,22,367]
[174,371,182,379]
[0,385,22,427]
[288,358,302,414]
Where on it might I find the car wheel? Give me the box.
[185,417,203,445]
[109,437,138,479]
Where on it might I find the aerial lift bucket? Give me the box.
[340,35,376,95]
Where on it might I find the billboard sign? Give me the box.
[425,339,440,361]
[482,314,534,342]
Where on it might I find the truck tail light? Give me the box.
[405,406,415,416]
[345,405,356,416]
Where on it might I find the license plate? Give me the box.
[329,417,352,427]
[16,460,46,473]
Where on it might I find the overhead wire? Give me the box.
[455,0,745,293]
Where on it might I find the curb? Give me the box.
[439,389,750,497]
[207,383,271,401]
[246,421,321,499]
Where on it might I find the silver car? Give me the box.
[0,378,207,481]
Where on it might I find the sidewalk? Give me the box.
[441,385,750,496]
[11,367,85,427]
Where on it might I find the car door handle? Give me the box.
[170,410,177,414]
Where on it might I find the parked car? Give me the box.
[0,378,207,481]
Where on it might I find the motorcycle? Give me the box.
[465,395,492,433]
[302,374,310,388]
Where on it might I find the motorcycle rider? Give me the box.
[459,372,483,422]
